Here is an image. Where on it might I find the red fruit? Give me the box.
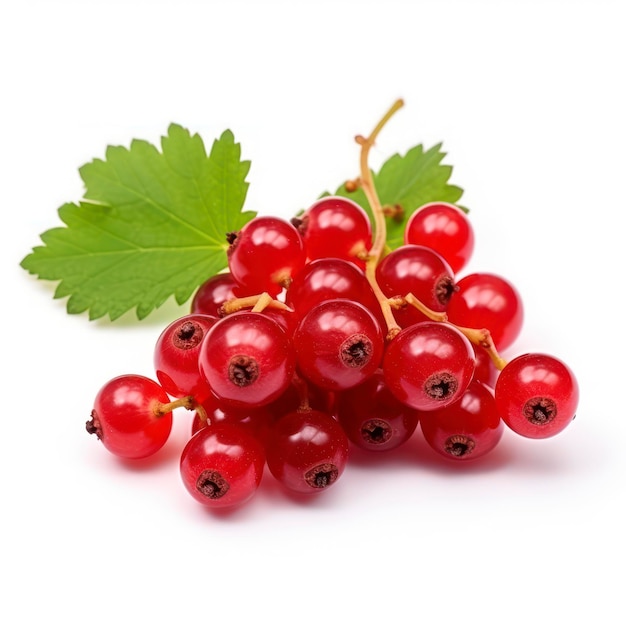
[260,306,298,337]
[293,299,384,392]
[198,311,295,408]
[265,409,349,494]
[335,370,420,452]
[375,244,456,328]
[227,216,306,295]
[285,257,382,326]
[383,322,475,411]
[265,378,335,421]
[404,202,474,273]
[180,423,265,509]
[295,196,372,267]
[472,345,498,388]
[190,393,274,444]
[86,374,173,459]
[153,313,218,402]
[495,353,578,439]
[446,273,523,351]
[419,380,504,461]
[190,272,245,317]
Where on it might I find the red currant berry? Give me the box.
[383,322,475,411]
[419,379,503,461]
[86,374,173,459]
[293,299,384,391]
[265,378,335,421]
[190,272,246,317]
[335,370,420,452]
[472,345,498,388]
[495,353,578,439]
[285,257,382,326]
[198,311,296,408]
[375,244,456,328]
[265,409,349,494]
[446,273,523,351]
[190,393,274,445]
[180,423,265,509]
[227,216,306,295]
[294,196,372,267]
[404,202,474,273]
[153,313,218,402]
[260,306,298,337]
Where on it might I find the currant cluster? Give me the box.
[86,101,579,511]
[86,193,579,511]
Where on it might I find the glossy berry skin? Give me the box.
[335,370,420,452]
[265,378,335,421]
[375,244,456,328]
[293,299,384,392]
[190,272,246,317]
[446,273,523,351]
[180,423,265,509]
[190,392,274,445]
[404,202,474,273]
[285,257,382,326]
[419,380,503,461]
[296,196,372,267]
[198,311,296,409]
[154,313,218,402]
[472,345,498,389]
[260,307,298,338]
[227,216,306,296]
[383,322,475,411]
[265,409,349,494]
[495,353,578,439]
[86,374,173,459]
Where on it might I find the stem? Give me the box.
[355,99,405,340]
[154,395,196,415]
[193,402,210,425]
[291,372,312,412]
[403,292,448,323]
[220,293,293,316]
[356,98,404,264]
[251,292,274,313]
[449,325,508,371]
[373,287,402,341]
[155,395,210,423]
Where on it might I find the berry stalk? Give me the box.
[219,292,293,315]
[157,395,210,423]
[355,97,405,263]
[354,100,507,370]
[356,99,405,340]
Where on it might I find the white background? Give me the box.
[2,0,624,624]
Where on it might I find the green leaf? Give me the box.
[21,125,255,321]
[328,143,464,250]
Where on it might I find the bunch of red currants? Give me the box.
[87,196,579,510]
